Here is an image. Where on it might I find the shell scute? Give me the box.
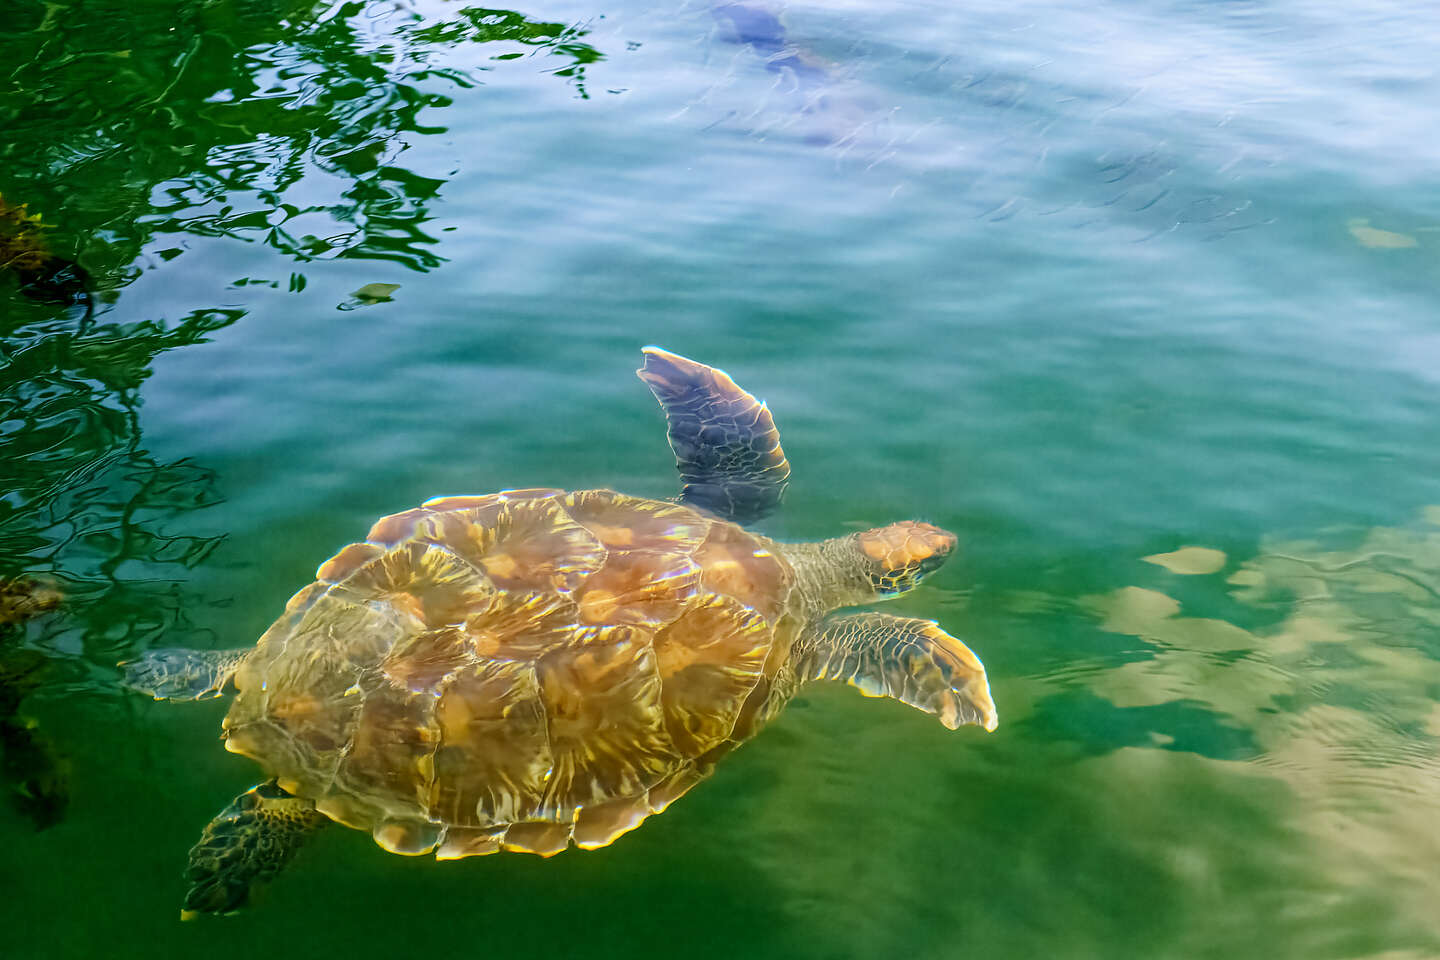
[562,489,710,551]
[496,487,566,501]
[381,625,472,693]
[316,542,384,583]
[576,549,701,627]
[573,794,653,849]
[463,590,578,661]
[331,542,495,628]
[500,821,571,857]
[330,680,438,822]
[373,818,442,856]
[366,507,435,546]
[435,826,504,860]
[283,581,328,615]
[534,624,681,819]
[645,761,712,814]
[693,523,792,621]
[225,594,416,801]
[652,595,771,755]
[420,494,507,512]
[449,497,605,595]
[429,659,550,826]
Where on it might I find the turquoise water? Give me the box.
[3,0,1440,955]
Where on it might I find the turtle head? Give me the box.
[855,521,957,596]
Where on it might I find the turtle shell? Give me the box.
[221,489,798,859]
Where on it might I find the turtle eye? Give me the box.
[857,521,957,594]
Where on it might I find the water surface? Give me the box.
[2,0,1439,957]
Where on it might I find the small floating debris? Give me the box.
[1142,546,1226,575]
[339,282,401,311]
[352,282,400,302]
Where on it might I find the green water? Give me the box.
[3,0,1440,956]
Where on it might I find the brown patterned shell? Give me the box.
[221,488,798,860]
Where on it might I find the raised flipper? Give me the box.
[122,647,249,701]
[181,779,329,919]
[636,346,791,525]
[803,613,998,732]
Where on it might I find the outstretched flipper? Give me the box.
[637,347,790,524]
[804,613,998,732]
[181,779,329,919]
[122,647,249,701]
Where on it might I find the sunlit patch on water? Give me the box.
[1347,218,1420,250]
[1141,546,1227,575]
[1065,511,1440,946]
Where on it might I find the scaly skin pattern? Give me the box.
[181,779,329,918]
[124,647,251,701]
[733,522,994,736]
[800,614,997,732]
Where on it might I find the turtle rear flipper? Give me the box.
[123,647,249,701]
[182,780,328,919]
[637,346,790,525]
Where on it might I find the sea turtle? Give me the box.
[705,1,863,148]
[125,347,997,918]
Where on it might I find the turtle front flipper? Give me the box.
[803,613,998,732]
[637,346,790,525]
[182,780,328,919]
[122,647,249,701]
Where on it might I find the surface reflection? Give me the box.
[0,0,606,292]
[0,307,236,654]
[0,296,242,827]
[704,1,858,147]
[0,577,67,828]
[1073,513,1440,946]
[0,195,93,321]
[0,0,610,828]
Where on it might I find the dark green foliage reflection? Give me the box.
[0,299,239,826]
[0,0,605,832]
[0,0,604,285]
[410,7,605,97]
[0,309,238,658]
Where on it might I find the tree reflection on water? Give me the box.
[1,0,605,288]
[0,0,606,827]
